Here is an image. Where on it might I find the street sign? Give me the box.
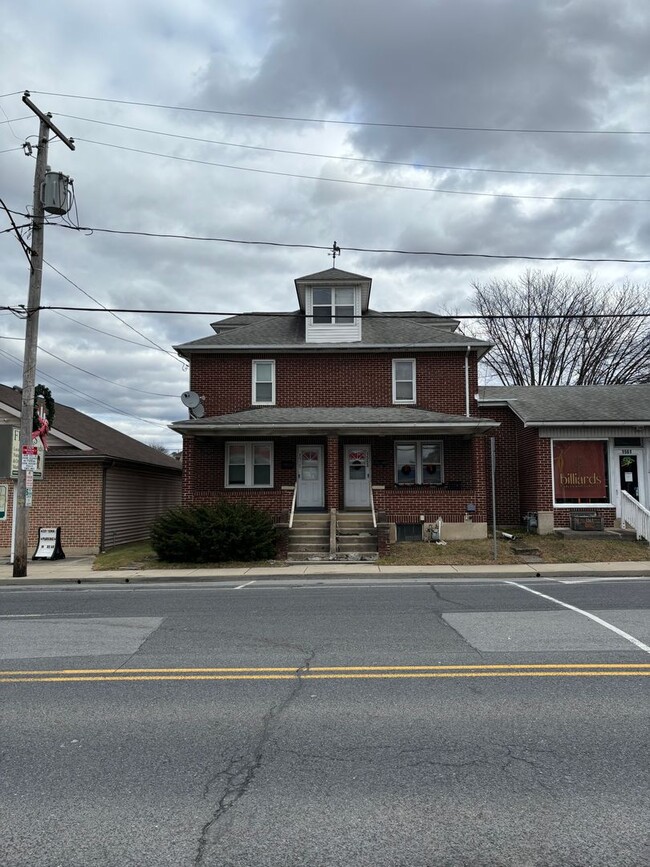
[6,428,44,479]
[21,445,38,471]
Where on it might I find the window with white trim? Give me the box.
[312,287,355,324]
[225,442,273,487]
[392,359,416,403]
[252,360,275,405]
[395,441,443,485]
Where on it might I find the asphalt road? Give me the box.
[1,576,648,866]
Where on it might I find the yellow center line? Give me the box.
[1,663,649,677]
[1,669,649,683]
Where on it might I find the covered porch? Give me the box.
[173,407,498,545]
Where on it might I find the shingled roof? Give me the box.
[175,310,492,356]
[478,384,650,425]
[0,384,181,470]
[171,406,498,435]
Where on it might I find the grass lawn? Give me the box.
[94,534,650,570]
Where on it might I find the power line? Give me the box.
[57,113,650,179]
[0,333,178,395]
[3,306,647,321]
[0,146,23,154]
[37,223,650,263]
[30,90,650,135]
[51,309,173,351]
[42,258,184,365]
[0,345,174,430]
[75,137,650,203]
[0,92,24,99]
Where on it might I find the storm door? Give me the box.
[614,448,646,513]
[296,445,324,509]
[344,445,371,508]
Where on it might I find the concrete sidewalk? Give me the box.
[1,556,649,585]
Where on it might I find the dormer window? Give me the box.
[312,287,355,324]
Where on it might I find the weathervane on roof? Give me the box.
[330,241,341,267]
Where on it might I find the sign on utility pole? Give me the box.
[12,93,75,578]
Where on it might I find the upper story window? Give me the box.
[392,358,416,404]
[312,287,355,324]
[252,360,275,405]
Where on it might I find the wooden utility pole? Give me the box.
[12,93,74,578]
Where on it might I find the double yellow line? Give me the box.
[1,663,649,683]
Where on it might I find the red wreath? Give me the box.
[401,464,412,475]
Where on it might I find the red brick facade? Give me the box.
[0,462,104,552]
[190,351,480,417]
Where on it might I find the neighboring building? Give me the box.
[172,267,497,552]
[0,384,182,554]
[478,385,650,534]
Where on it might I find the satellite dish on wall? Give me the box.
[181,391,200,408]
[180,390,205,419]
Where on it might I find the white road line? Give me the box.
[506,580,650,655]
[558,577,650,584]
[235,580,256,590]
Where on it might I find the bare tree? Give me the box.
[470,270,650,385]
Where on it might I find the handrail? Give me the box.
[369,482,376,528]
[288,484,298,529]
[620,490,650,544]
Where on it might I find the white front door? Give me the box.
[344,445,371,508]
[296,445,324,509]
[613,448,646,516]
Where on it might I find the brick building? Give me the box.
[478,385,650,535]
[0,384,182,554]
[172,267,650,555]
[172,267,498,554]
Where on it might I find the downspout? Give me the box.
[465,346,471,417]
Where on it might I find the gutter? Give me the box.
[465,346,471,417]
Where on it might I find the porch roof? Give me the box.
[170,406,498,436]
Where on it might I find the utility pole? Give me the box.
[12,92,74,578]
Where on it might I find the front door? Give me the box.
[614,448,646,514]
[344,445,371,508]
[296,445,324,509]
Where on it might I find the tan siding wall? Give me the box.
[103,465,181,549]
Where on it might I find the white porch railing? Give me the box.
[369,482,377,529]
[620,490,650,544]
[288,485,298,529]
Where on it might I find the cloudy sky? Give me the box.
[1,0,648,449]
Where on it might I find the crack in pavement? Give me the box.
[194,646,316,866]
[428,583,474,611]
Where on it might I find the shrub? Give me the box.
[150,501,277,563]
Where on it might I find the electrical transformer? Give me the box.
[41,171,72,215]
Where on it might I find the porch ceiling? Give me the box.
[170,406,499,436]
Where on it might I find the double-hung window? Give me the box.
[395,441,443,485]
[252,360,275,405]
[225,442,273,487]
[392,359,416,403]
[312,288,355,324]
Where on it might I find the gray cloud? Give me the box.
[0,0,648,448]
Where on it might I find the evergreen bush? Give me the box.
[150,502,277,563]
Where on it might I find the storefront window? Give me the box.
[553,440,610,504]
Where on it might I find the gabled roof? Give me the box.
[295,267,371,283]
[170,406,498,436]
[478,384,650,425]
[294,266,373,312]
[175,310,492,356]
[0,384,181,470]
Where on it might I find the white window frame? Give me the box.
[225,441,274,488]
[392,358,416,404]
[394,440,443,485]
[252,360,275,406]
[310,287,355,325]
[551,437,613,508]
